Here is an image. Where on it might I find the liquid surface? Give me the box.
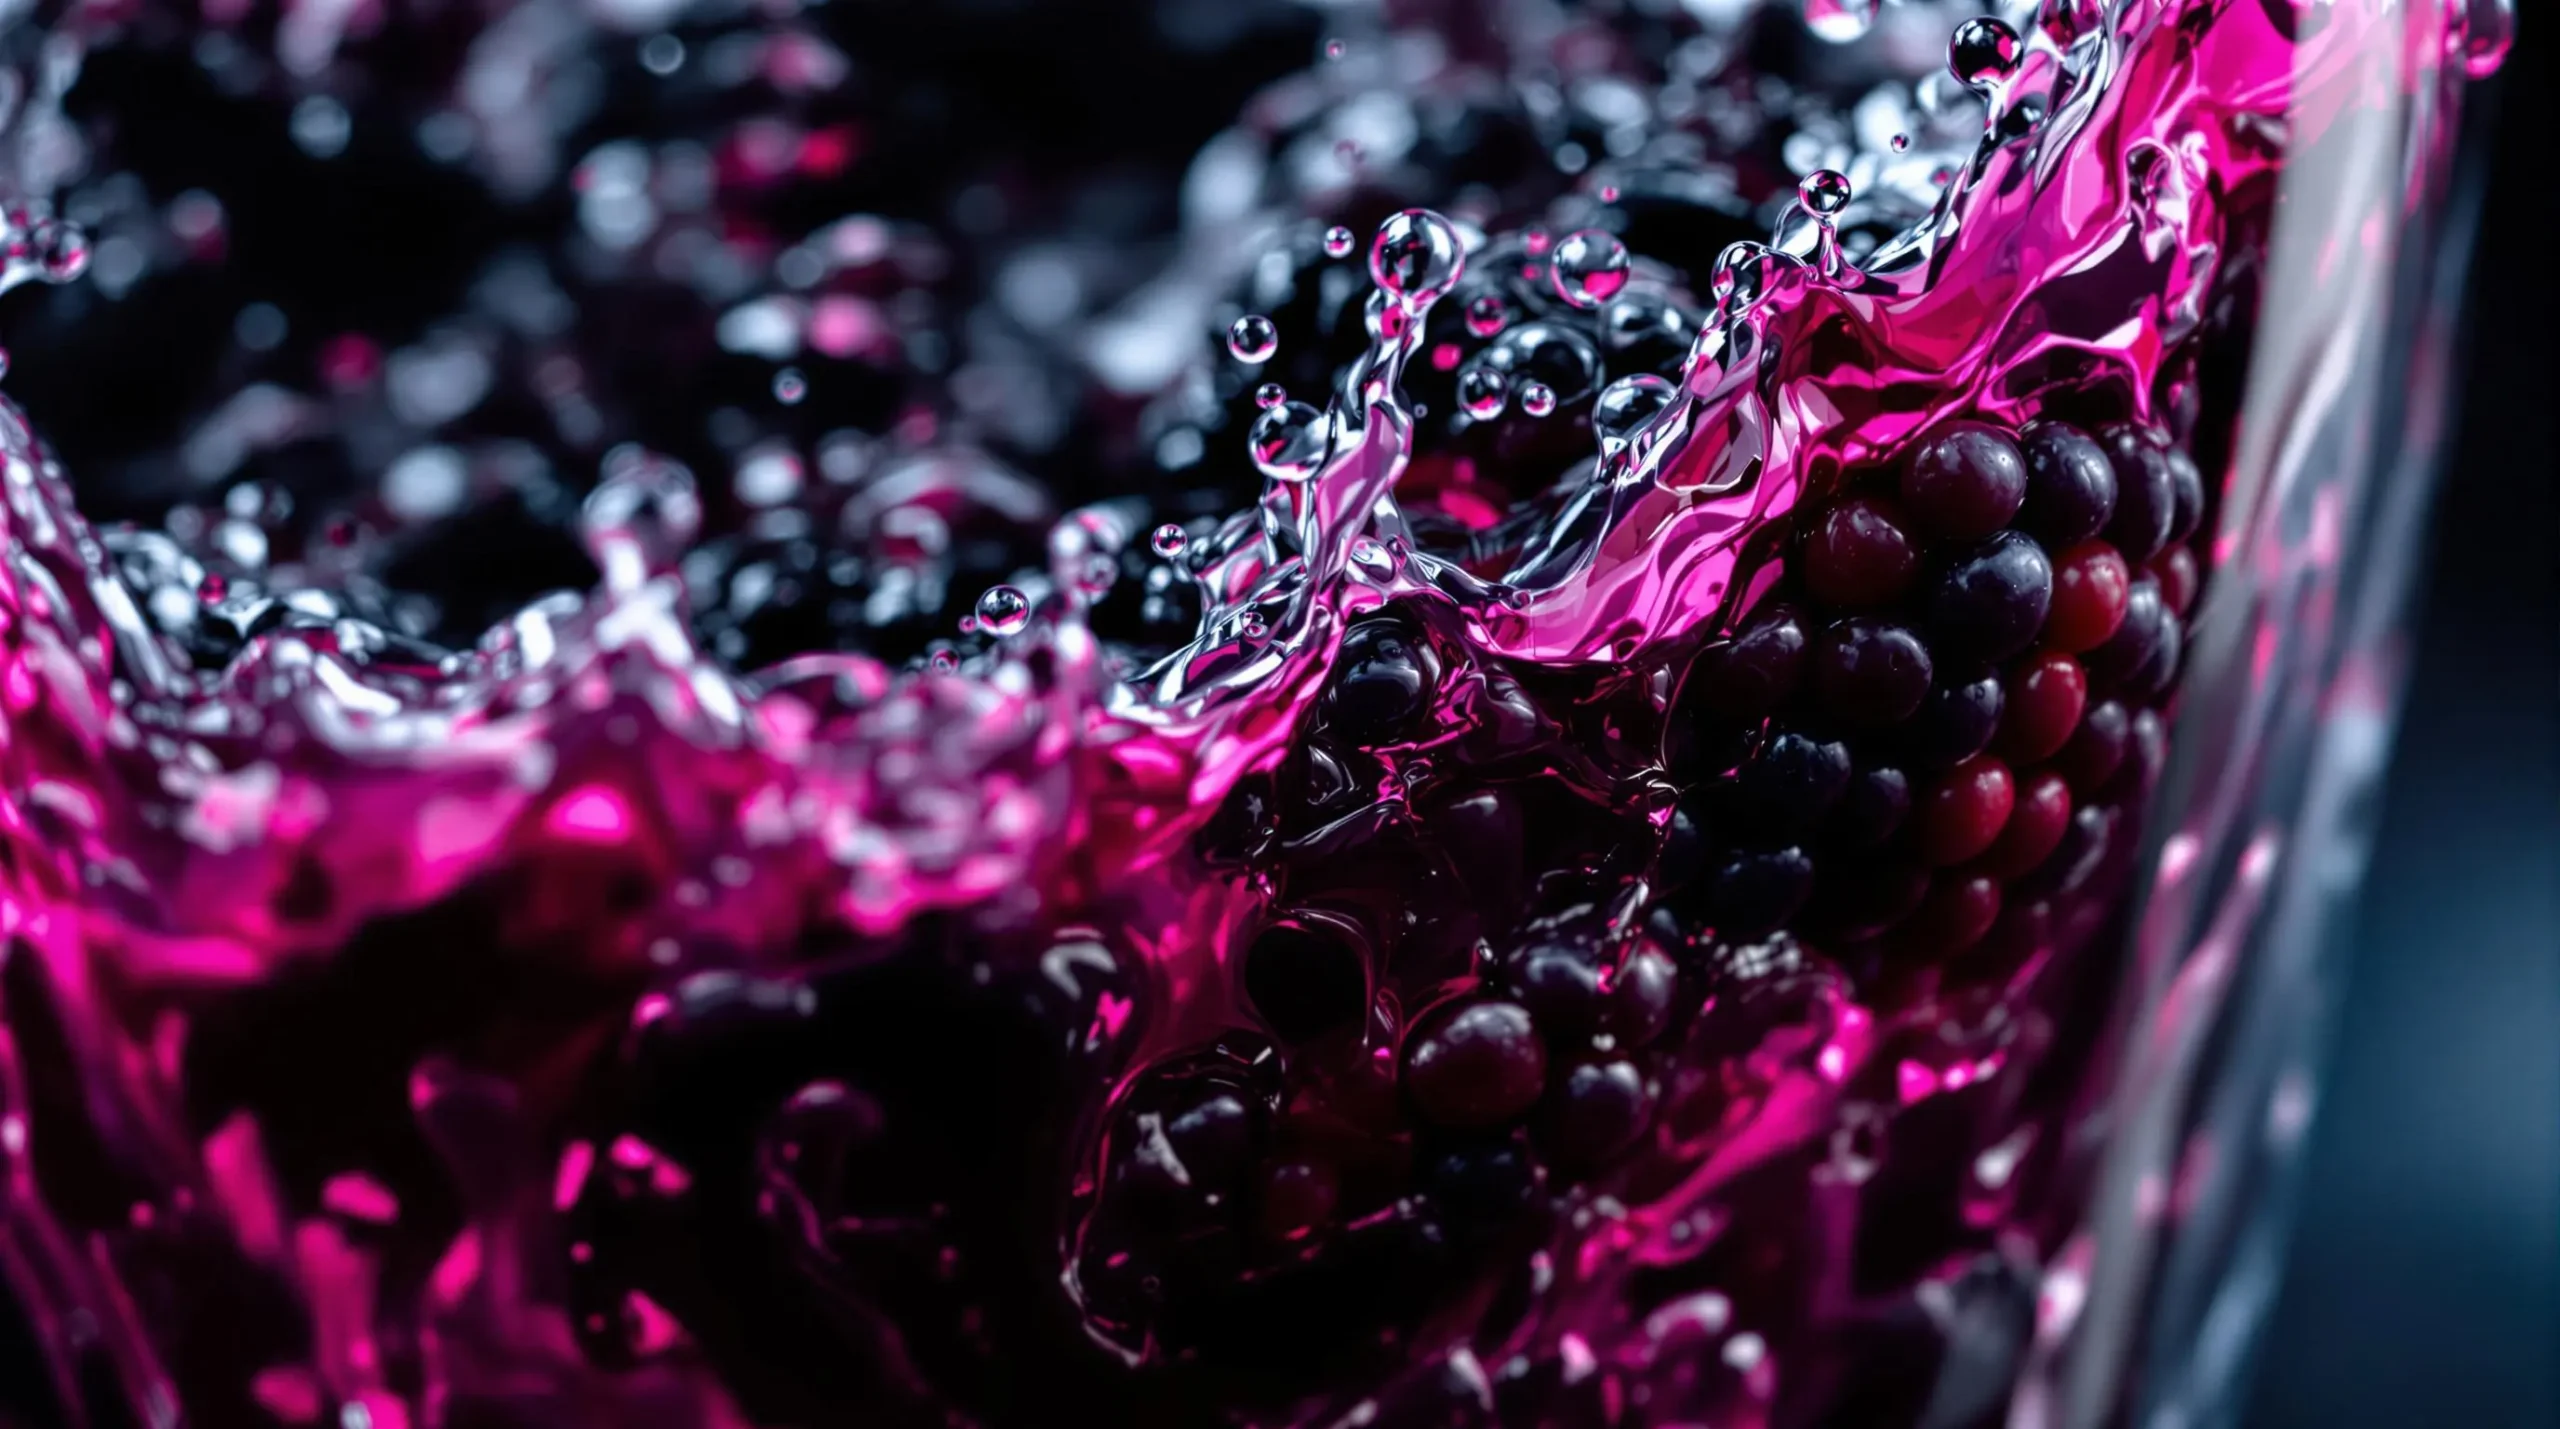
[0,3,2505,1427]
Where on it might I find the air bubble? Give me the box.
[1150,523,1189,559]
[1891,133,1911,152]
[1323,38,1346,61]
[1949,17,2023,91]
[773,368,807,404]
[1249,401,1332,482]
[1519,381,1558,418]
[1255,382,1288,410]
[975,584,1032,638]
[1369,210,1467,306]
[1227,314,1279,364]
[1549,228,1630,310]
[1322,225,1356,259]
[1458,366,1509,421]
[1799,170,1853,217]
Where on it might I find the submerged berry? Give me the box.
[1903,424,2031,541]
[1812,617,1936,729]
[2018,421,2119,546]
[1917,755,2016,867]
[1803,496,1921,609]
[1930,531,2055,664]
[1995,652,2088,764]
[2044,540,2132,653]
[1404,1002,1549,1129]
[1323,616,1438,744]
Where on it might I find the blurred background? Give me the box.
[2244,10,2559,1426]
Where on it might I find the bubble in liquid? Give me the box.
[1255,382,1288,410]
[1227,314,1280,364]
[1549,228,1630,310]
[1079,553,1118,595]
[1593,374,1675,451]
[929,649,959,674]
[1249,401,1332,482]
[1799,170,1854,217]
[1150,523,1189,559]
[1458,366,1509,421]
[1519,381,1558,418]
[1802,0,1878,43]
[1891,133,1912,152]
[1369,209,1467,305]
[1323,37,1346,61]
[33,220,90,283]
[1465,293,1510,338]
[773,368,808,404]
[975,584,1033,638]
[1949,17,2023,91]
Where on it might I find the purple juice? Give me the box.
[0,2,2510,1427]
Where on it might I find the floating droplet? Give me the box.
[975,584,1033,638]
[1519,381,1558,418]
[1598,184,1621,204]
[1891,133,1912,152]
[1550,228,1630,310]
[1802,0,1879,44]
[1150,523,1188,559]
[1079,553,1118,595]
[1593,374,1675,452]
[1255,382,1288,410]
[1323,37,1346,61]
[1799,169,1854,217]
[1458,366,1509,421]
[773,368,807,404]
[1949,17,2023,91]
[1323,225,1357,259]
[1369,210,1467,305]
[1227,314,1279,364]
[1249,401,1332,482]
[1465,293,1510,338]
[929,649,959,674]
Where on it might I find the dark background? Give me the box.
[2245,12,2560,1427]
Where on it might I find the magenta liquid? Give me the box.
[0,3,2509,1427]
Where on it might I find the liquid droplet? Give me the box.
[1079,554,1118,595]
[1802,0,1878,44]
[928,649,959,674]
[1458,366,1509,421]
[1369,210,1467,306]
[1949,17,2023,91]
[1519,381,1558,418]
[1149,523,1188,559]
[1322,225,1357,259]
[1465,293,1510,339]
[1254,382,1288,410]
[1227,314,1279,364]
[1550,228,1630,310]
[1891,133,1911,153]
[975,584,1032,638]
[1249,401,1331,482]
[1322,37,1346,61]
[773,368,807,404]
[1799,170,1853,217]
[1593,374,1675,452]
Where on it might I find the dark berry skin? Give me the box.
[1930,531,2054,665]
[2044,540,2131,653]
[2162,445,2207,544]
[2099,425,2179,561]
[2017,420,2118,546]
[1802,497,1920,609]
[1687,602,1810,722]
[1324,616,1439,745]
[2085,575,2179,699]
[1729,732,1854,838]
[1257,1158,1342,1243]
[1404,1002,1549,1129]
[1995,652,2087,764]
[1244,922,1368,1044]
[1700,846,1816,939]
[1917,755,2015,867]
[1829,765,1912,850]
[1906,874,2002,954]
[1811,618,1935,729]
[1599,944,1680,1049]
[1898,673,2004,771]
[1537,1060,1655,1168]
[1902,423,2030,541]
[2153,545,2200,617]
[1978,769,2073,878]
[2055,699,2132,794]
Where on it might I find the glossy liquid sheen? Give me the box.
[0,3,2507,1427]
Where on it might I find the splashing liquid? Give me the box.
[0,3,2506,1428]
